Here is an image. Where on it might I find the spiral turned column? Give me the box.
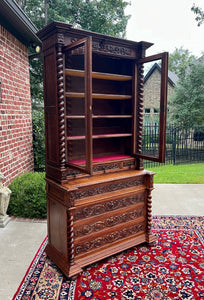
[67,211,75,266]
[66,57,72,162]
[146,190,153,238]
[146,173,156,245]
[56,45,66,169]
[136,64,144,169]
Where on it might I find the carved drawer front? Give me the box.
[69,175,145,202]
[74,202,145,238]
[92,158,136,175]
[74,218,145,257]
[72,190,146,257]
[73,189,145,221]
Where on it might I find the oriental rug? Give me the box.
[13,216,204,300]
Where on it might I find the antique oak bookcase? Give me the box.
[38,21,168,278]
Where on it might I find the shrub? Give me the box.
[32,109,46,172]
[194,126,204,141]
[165,133,174,144]
[8,172,46,219]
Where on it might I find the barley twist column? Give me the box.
[68,211,75,266]
[56,45,66,169]
[146,173,156,245]
[136,63,144,169]
[146,189,153,241]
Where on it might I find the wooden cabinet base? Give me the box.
[46,231,155,278]
[37,21,167,279]
[45,244,83,278]
[45,170,156,278]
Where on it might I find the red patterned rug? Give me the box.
[13,216,204,300]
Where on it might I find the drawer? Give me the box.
[74,217,146,257]
[74,202,145,238]
[69,175,145,202]
[73,189,146,221]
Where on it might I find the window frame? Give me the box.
[133,52,168,163]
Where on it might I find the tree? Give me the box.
[17,0,130,108]
[19,0,130,36]
[169,63,204,128]
[16,0,45,29]
[29,56,44,109]
[168,47,196,79]
[48,0,130,38]
[191,4,204,26]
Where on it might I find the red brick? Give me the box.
[0,25,34,186]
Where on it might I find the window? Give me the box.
[145,108,150,113]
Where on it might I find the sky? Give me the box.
[125,0,204,57]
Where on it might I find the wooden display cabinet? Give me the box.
[38,21,168,278]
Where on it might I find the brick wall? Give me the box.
[0,25,34,186]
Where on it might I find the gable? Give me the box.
[144,63,178,87]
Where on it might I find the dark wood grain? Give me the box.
[38,21,168,278]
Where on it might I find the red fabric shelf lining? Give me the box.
[69,154,131,165]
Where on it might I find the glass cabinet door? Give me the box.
[63,37,93,174]
[133,52,168,162]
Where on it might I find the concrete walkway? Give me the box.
[0,219,47,300]
[152,184,204,215]
[0,184,204,300]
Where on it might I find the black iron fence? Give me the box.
[143,124,204,168]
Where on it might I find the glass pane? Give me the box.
[64,41,87,169]
[134,52,168,162]
[142,59,161,158]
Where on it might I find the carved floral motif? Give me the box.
[74,207,144,237]
[93,163,121,173]
[92,41,132,56]
[74,192,144,220]
[69,38,133,57]
[123,161,135,168]
[70,177,144,201]
[75,222,145,255]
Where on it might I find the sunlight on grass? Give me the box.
[148,163,204,184]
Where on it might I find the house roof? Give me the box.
[144,63,179,86]
[195,54,204,65]
[168,69,179,85]
[0,0,41,47]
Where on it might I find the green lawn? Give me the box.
[148,163,204,184]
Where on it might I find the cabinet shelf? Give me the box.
[65,92,132,100]
[66,115,85,119]
[69,154,131,165]
[66,115,132,119]
[66,92,85,98]
[65,68,132,81]
[93,115,132,119]
[67,133,132,141]
[93,94,132,100]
